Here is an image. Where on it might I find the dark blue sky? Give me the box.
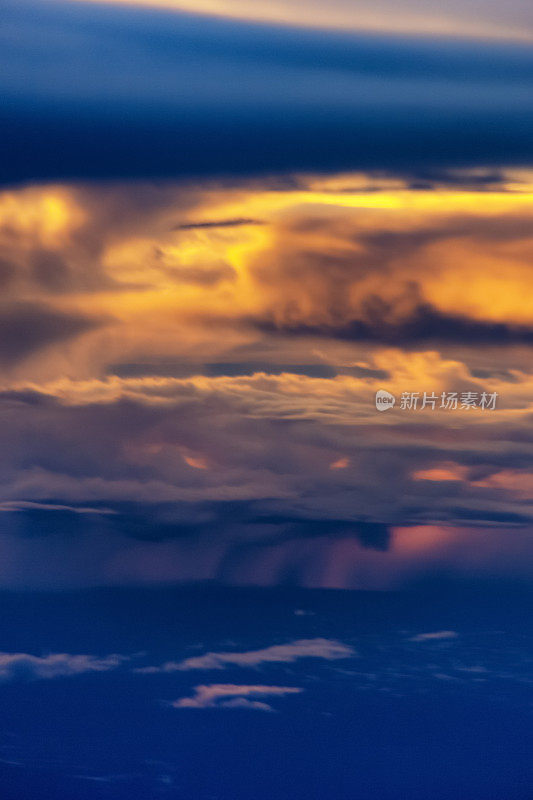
[0,585,532,799]
[2,0,533,182]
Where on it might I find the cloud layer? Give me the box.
[0,171,532,589]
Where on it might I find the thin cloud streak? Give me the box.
[408,631,459,642]
[138,638,355,672]
[0,652,127,682]
[171,684,303,711]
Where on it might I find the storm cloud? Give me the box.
[0,170,532,589]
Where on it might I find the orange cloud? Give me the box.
[330,457,350,470]
[2,170,533,390]
[413,464,469,482]
[471,470,533,498]
[181,450,211,470]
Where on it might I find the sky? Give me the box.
[1,1,533,798]
[3,0,533,182]
[69,0,533,41]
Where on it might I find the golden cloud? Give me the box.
[1,170,533,393]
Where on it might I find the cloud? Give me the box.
[0,174,532,590]
[408,631,459,642]
[0,514,531,591]
[0,303,100,367]
[0,348,532,591]
[0,501,116,514]
[330,457,350,469]
[141,638,355,672]
[173,218,264,230]
[3,174,533,377]
[257,304,533,347]
[171,684,303,710]
[0,652,126,682]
